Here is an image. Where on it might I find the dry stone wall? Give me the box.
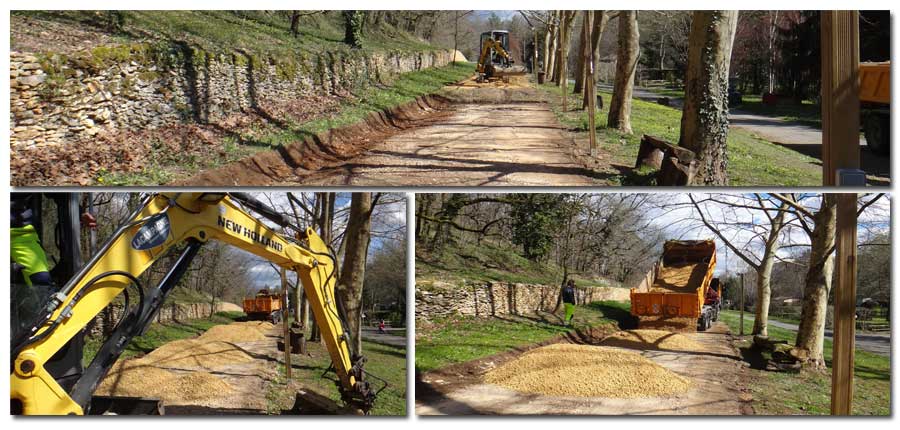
[10,46,454,148]
[87,301,238,337]
[415,280,631,322]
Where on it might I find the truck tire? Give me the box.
[863,113,890,156]
[698,315,708,332]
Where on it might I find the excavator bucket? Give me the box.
[282,390,361,415]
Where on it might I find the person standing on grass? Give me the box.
[562,279,577,326]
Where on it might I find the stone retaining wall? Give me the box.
[415,280,631,322]
[87,301,237,337]
[10,46,454,148]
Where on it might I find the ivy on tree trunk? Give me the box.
[344,11,366,49]
[678,11,739,185]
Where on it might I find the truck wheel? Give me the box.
[864,113,890,156]
[698,316,708,332]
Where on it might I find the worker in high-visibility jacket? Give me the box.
[562,279,577,326]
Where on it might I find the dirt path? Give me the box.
[286,85,602,186]
[416,321,751,415]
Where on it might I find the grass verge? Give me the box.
[267,340,407,415]
[415,300,632,372]
[719,310,889,415]
[539,83,822,186]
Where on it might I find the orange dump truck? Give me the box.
[242,289,283,323]
[859,62,890,155]
[630,240,722,331]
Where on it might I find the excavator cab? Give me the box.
[480,30,512,68]
[10,192,165,415]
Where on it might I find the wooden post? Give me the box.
[561,12,570,112]
[821,11,860,186]
[584,11,597,157]
[740,273,745,337]
[831,193,859,415]
[281,268,292,380]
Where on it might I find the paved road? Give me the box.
[361,327,407,347]
[603,84,891,185]
[732,313,891,357]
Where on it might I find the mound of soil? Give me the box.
[483,344,691,398]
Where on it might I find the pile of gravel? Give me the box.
[600,329,703,352]
[483,344,691,398]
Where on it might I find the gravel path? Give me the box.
[296,101,603,186]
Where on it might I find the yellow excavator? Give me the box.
[10,192,378,415]
[476,30,526,83]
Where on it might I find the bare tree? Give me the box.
[678,11,739,185]
[773,193,885,369]
[689,194,789,338]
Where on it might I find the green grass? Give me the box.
[13,11,436,58]
[267,340,406,415]
[82,311,245,366]
[283,61,474,137]
[540,84,822,186]
[417,240,621,289]
[719,310,889,415]
[415,300,632,372]
[737,95,822,128]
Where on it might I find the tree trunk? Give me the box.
[678,11,739,185]
[543,22,554,75]
[547,12,560,81]
[752,203,788,337]
[290,11,301,37]
[607,11,639,133]
[794,194,838,369]
[584,12,609,109]
[337,193,374,358]
[574,12,590,95]
[557,12,575,89]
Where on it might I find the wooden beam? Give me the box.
[831,193,858,415]
[820,11,860,186]
[740,273,745,337]
[281,267,292,380]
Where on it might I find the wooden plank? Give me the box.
[820,11,860,186]
[831,193,858,415]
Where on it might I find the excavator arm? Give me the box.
[477,38,512,74]
[10,192,374,415]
